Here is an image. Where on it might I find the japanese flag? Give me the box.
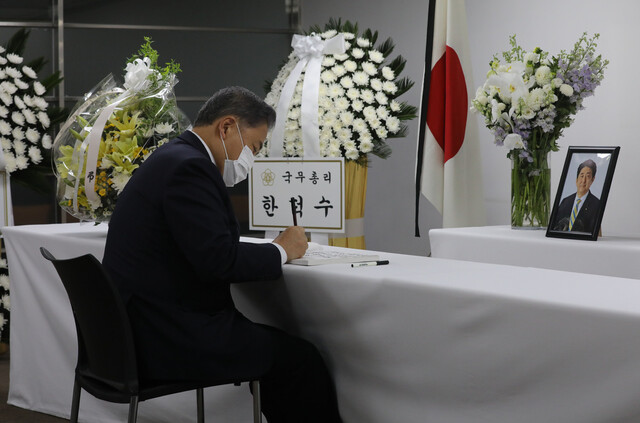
[415,0,485,233]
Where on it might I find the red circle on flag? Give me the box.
[426,46,468,163]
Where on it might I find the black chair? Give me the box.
[40,247,262,423]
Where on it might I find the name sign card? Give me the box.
[249,158,345,233]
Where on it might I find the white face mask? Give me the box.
[221,122,255,187]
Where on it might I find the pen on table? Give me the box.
[351,260,390,268]
[290,200,298,226]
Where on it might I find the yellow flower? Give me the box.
[115,136,140,157]
[108,110,141,139]
[75,186,89,209]
[56,144,84,179]
[109,152,139,174]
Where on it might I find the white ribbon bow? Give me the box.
[269,33,346,158]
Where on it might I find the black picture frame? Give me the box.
[546,146,620,241]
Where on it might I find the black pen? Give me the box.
[290,199,297,226]
[351,260,389,268]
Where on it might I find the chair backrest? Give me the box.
[40,247,139,394]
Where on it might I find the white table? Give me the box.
[6,223,640,423]
[430,225,640,279]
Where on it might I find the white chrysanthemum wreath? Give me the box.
[0,29,66,346]
[264,19,417,163]
[0,29,65,177]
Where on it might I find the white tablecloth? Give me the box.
[6,223,640,423]
[430,225,640,279]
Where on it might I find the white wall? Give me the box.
[303,0,640,256]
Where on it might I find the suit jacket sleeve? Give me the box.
[162,155,282,284]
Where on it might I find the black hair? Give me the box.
[193,86,276,129]
[577,159,597,179]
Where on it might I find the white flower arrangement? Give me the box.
[264,19,416,162]
[0,29,65,177]
[471,33,608,159]
[0,29,68,344]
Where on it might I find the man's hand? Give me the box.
[273,226,308,260]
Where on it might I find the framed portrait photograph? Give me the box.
[546,146,620,241]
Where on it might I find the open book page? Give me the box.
[288,242,380,266]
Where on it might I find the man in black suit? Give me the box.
[103,87,342,422]
[553,159,601,232]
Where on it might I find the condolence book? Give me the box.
[288,244,379,266]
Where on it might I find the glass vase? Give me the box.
[511,150,550,229]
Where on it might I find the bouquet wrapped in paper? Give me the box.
[53,38,189,222]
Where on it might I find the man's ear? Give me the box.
[219,116,236,138]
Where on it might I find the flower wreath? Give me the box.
[264,19,417,163]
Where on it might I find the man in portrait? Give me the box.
[553,159,601,232]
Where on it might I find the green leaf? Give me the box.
[48,106,70,126]
[394,77,414,97]
[327,17,342,32]
[5,28,29,56]
[396,102,418,121]
[70,128,85,141]
[307,23,323,35]
[388,55,406,76]
[376,37,395,58]
[25,57,46,74]
[41,71,64,94]
[372,142,392,159]
[342,20,358,35]
[387,124,408,139]
[126,36,181,77]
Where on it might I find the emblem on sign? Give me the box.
[261,169,275,186]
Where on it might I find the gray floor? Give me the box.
[0,346,68,423]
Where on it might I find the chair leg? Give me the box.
[128,396,139,423]
[251,380,262,423]
[197,387,204,423]
[70,379,81,423]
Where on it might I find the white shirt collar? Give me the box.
[188,129,216,166]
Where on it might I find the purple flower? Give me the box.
[534,107,556,133]
[493,125,507,146]
[558,58,568,71]
[518,149,533,162]
[512,118,531,140]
